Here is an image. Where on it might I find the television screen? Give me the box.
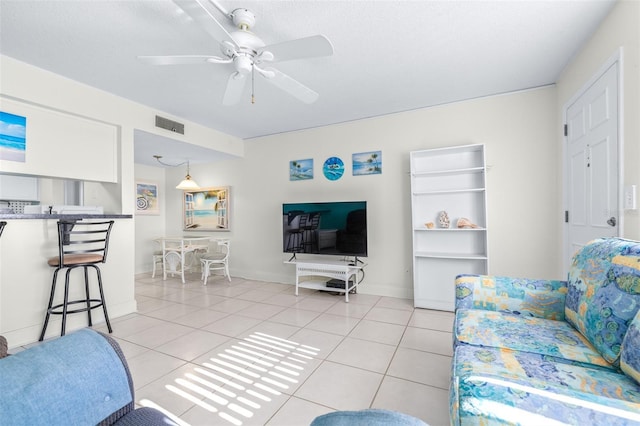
[282,201,367,257]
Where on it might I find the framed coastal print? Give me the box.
[353,150,382,175]
[290,158,313,181]
[183,186,230,231]
[0,111,27,162]
[135,181,159,215]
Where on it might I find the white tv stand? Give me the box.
[285,259,366,303]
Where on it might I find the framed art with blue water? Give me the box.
[183,186,230,231]
[353,150,382,175]
[323,156,344,181]
[290,158,313,181]
[0,111,26,162]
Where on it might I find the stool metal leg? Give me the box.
[84,266,93,327]
[61,268,73,337]
[39,268,61,341]
[93,265,113,333]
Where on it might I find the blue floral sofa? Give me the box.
[450,238,640,425]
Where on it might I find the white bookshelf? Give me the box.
[410,144,488,311]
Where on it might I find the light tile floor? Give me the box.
[18,273,454,426]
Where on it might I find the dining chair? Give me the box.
[200,239,231,284]
[151,238,164,278]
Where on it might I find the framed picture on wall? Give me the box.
[135,181,159,215]
[0,111,27,163]
[290,158,313,181]
[353,150,382,175]
[183,186,230,231]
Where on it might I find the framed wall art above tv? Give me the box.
[183,186,230,231]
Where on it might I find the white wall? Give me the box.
[556,0,640,240]
[154,86,560,299]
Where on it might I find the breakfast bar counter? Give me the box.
[0,213,132,220]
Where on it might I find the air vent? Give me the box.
[155,115,184,135]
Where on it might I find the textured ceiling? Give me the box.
[0,0,616,166]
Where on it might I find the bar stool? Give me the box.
[39,220,115,341]
[302,213,320,253]
[285,213,307,252]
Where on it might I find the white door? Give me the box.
[564,61,619,269]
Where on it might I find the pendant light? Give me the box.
[153,155,200,190]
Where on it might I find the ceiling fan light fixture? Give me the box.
[234,54,253,74]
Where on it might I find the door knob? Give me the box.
[607,217,617,227]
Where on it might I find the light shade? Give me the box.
[176,174,199,190]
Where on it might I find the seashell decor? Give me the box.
[438,211,450,228]
[425,222,435,229]
[457,217,479,229]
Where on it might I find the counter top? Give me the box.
[0,214,133,220]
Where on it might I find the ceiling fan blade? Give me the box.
[261,67,319,104]
[174,0,237,49]
[260,35,334,63]
[223,72,247,105]
[138,55,230,65]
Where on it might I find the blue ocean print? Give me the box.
[323,156,344,181]
[0,111,27,162]
[290,159,313,181]
[353,151,382,175]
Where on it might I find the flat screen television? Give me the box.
[282,201,367,258]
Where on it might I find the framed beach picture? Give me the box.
[135,181,159,215]
[183,186,230,231]
[289,158,313,181]
[0,111,27,162]
[353,150,382,176]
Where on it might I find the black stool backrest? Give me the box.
[57,220,114,267]
[0,221,6,239]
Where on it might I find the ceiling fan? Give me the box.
[138,0,334,105]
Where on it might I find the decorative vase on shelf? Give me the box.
[438,211,450,228]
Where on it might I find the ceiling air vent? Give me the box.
[155,115,184,135]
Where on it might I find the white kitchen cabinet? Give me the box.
[410,144,488,311]
[0,174,39,201]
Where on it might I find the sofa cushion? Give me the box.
[0,329,133,425]
[621,311,640,385]
[455,274,567,320]
[455,309,613,369]
[451,345,640,425]
[565,238,640,365]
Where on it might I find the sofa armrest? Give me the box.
[0,329,134,425]
[455,274,568,320]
